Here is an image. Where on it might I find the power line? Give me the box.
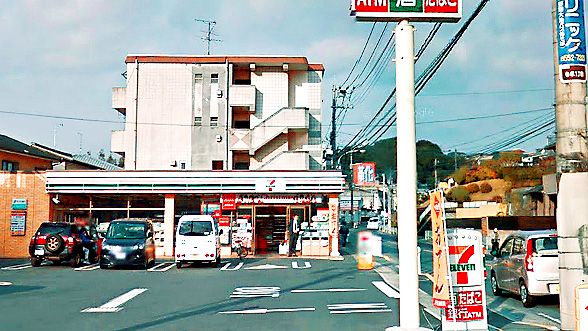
[345,23,389,90]
[418,87,553,98]
[341,23,377,87]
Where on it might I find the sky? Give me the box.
[0,0,561,157]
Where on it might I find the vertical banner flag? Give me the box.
[431,190,450,308]
[557,0,587,83]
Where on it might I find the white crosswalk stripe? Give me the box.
[81,288,148,313]
[328,302,392,314]
[74,264,100,271]
[147,262,175,272]
[220,262,243,271]
[230,287,280,298]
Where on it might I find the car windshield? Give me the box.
[534,237,558,253]
[37,224,71,236]
[106,223,146,239]
[179,221,213,236]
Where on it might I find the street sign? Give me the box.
[351,0,462,23]
[556,0,587,83]
[442,229,488,330]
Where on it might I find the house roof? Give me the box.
[31,143,122,171]
[124,55,325,71]
[0,134,58,160]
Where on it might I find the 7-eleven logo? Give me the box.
[449,245,476,285]
[267,180,276,191]
[432,195,441,218]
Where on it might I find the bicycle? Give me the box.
[233,239,249,260]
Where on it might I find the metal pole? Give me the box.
[330,86,338,169]
[434,158,438,188]
[350,152,355,225]
[134,60,139,170]
[551,0,588,329]
[395,20,420,329]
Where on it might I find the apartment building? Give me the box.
[111,55,324,171]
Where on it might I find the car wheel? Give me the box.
[211,256,220,268]
[148,259,156,268]
[70,253,82,268]
[490,272,502,296]
[176,261,182,269]
[88,251,99,264]
[31,257,42,267]
[45,234,65,254]
[520,281,535,308]
[99,263,108,269]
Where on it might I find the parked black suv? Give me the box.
[28,222,99,267]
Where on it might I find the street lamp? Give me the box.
[337,149,366,225]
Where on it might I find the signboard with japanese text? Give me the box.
[430,190,450,308]
[10,211,26,236]
[221,194,237,210]
[328,197,340,253]
[557,0,587,83]
[351,0,462,23]
[12,198,27,210]
[575,284,588,330]
[442,229,488,330]
[236,195,322,205]
[353,162,377,186]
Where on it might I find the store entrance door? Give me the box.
[254,206,287,254]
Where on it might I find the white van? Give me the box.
[175,215,221,268]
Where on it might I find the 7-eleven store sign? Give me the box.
[448,245,482,286]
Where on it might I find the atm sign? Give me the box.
[351,0,461,22]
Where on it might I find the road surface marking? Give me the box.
[220,262,243,271]
[291,261,311,269]
[330,309,392,314]
[421,273,434,282]
[218,307,315,314]
[81,288,148,313]
[512,321,559,330]
[291,288,366,293]
[1,265,33,271]
[372,281,400,298]
[1,263,30,269]
[383,255,392,262]
[244,264,287,270]
[328,303,391,314]
[74,264,100,271]
[423,307,441,320]
[0,281,12,286]
[537,312,561,324]
[488,326,503,331]
[147,262,174,272]
[230,287,280,298]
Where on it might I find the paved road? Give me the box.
[374,229,561,330]
[0,251,435,331]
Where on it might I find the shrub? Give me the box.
[466,183,480,194]
[464,166,498,183]
[480,182,493,194]
[452,166,469,185]
[446,186,471,203]
[490,195,503,203]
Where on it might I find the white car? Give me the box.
[175,215,221,268]
[366,217,380,230]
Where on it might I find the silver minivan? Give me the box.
[488,230,559,307]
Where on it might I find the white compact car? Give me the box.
[175,215,221,268]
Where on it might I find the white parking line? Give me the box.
[291,288,366,293]
[230,287,280,298]
[512,321,559,330]
[147,262,175,272]
[1,265,32,271]
[328,303,391,314]
[537,312,561,325]
[0,281,12,286]
[291,261,311,269]
[218,307,315,314]
[1,263,30,269]
[330,309,392,314]
[81,288,148,313]
[372,281,400,298]
[74,264,100,271]
[220,262,243,271]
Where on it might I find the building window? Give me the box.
[234,162,249,170]
[210,117,219,127]
[180,162,186,170]
[194,117,202,126]
[211,73,219,84]
[212,160,224,170]
[194,73,203,82]
[2,161,18,171]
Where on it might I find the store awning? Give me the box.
[46,170,345,195]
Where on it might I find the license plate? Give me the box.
[549,284,560,294]
[35,249,44,256]
[114,252,126,259]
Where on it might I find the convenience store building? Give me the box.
[45,170,344,257]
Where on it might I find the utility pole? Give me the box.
[454,148,458,171]
[350,151,355,225]
[77,132,83,154]
[395,20,420,329]
[552,0,588,329]
[330,85,338,168]
[53,123,63,148]
[195,18,221,55]
[434,158,439,189]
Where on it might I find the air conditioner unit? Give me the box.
[216,89,223,98]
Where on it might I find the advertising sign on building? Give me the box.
[351,0,462,23]
[442,228,488,330]
[353,162,377,186]
[255,178,286,193]
[221,194,237,210]
[575,284,588,330]
[12,198,27,210]
[10,211,26,236]
[236,195,322,205]
[328,197,340,253]
[557,0,587,83]
[430,190,450,308]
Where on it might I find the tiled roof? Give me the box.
[0,135,58,160]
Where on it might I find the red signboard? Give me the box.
[212,210,222,219]
[218,217,230,227]
[351,0,462,23]
[353,162,377,186]
[445,304,484,322]
[221,194,237,210]
[424,0,459,13]
[354,0,388,12]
